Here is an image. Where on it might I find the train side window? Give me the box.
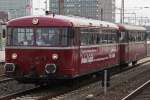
[133,32,136,42]
[108,30,117,44]
[2,29,6,38]
[138,32,141,41]
[80,28,98,46]
[142,32,144,41]
[141,32,145,41]
[80,28,89,45]
[102,30,108,44]
[89,33,93,45]
[111,32,117,43]
[68,28,75,46]
[108,31,112,43]
[130,32,134,42]
[98,30,102,44]
[88,28,97,45]
[137,32,139,41]
[60,29,68,46]
[7,28,12,45]
[129,31,136,42]
[146,31,150,41]
[144,32,146,41]
[135,32,137,42]
[96,33,101,44]
[119,32,126,43]
[129,32,132,42]
[135,32,139,42]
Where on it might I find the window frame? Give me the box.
[7,27,75,47]
[80,27,117,46]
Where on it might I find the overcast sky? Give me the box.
[118,0,150,13]
[115,0,150,23]
[33,0,46,15]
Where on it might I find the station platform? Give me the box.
[0,50,5,63]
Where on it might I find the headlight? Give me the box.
[52,54,59,60]
[45,64,57,74]
[11,53,18,59]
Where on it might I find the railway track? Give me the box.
[2,57,149,100]
[0,74,14,83]
[111,58,150,76]
[0,58,148,100]
[49,58,150,100]
[0,75,102,100]
[0,75,36,100]
[0,77,14,84]
[0,86,41,100]
[0,74,5,77]
[122,80,150,100]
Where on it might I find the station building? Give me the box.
[0,0,32,19]
[49,0,115,22]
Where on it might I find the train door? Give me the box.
[74,27,80,75]
[119,31,129,65]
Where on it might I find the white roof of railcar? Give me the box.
[49,15,119,29]
[118,24,146,31]
[8,15,119,29]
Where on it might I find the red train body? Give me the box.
[118,24,147,65]
[4,15,147,83]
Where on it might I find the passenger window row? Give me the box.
[80,28,117,46]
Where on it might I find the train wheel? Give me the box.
[119,63,128,70]
[64,78,79,88]
[132,61,137,66]
[34,82,44,86]
[122,63,128,67]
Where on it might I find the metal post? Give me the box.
[104,70,107,95]
[121,0,124,23]
[101,69,110,95]
[134,13,137,25]
[101,8,103,21]
[59,0,64,15]
[120,7,122,23]
[122,0,124,23]
[44,0,47,11]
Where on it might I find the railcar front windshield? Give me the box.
[7,27,74,46]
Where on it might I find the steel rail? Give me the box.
[0,57,149,100]
[0,86,40,100]
[35,58,150,100]
[121,80,150,100]
[0,74,5,77]
[0,78,14,84]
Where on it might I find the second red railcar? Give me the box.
[118,24,147,65]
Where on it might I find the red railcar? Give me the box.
[118,24,147,65]
[4,15,119,83]
[4,15,147,84]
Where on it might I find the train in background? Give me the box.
[3,15,147,84]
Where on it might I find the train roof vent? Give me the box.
[89,23,92,26]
